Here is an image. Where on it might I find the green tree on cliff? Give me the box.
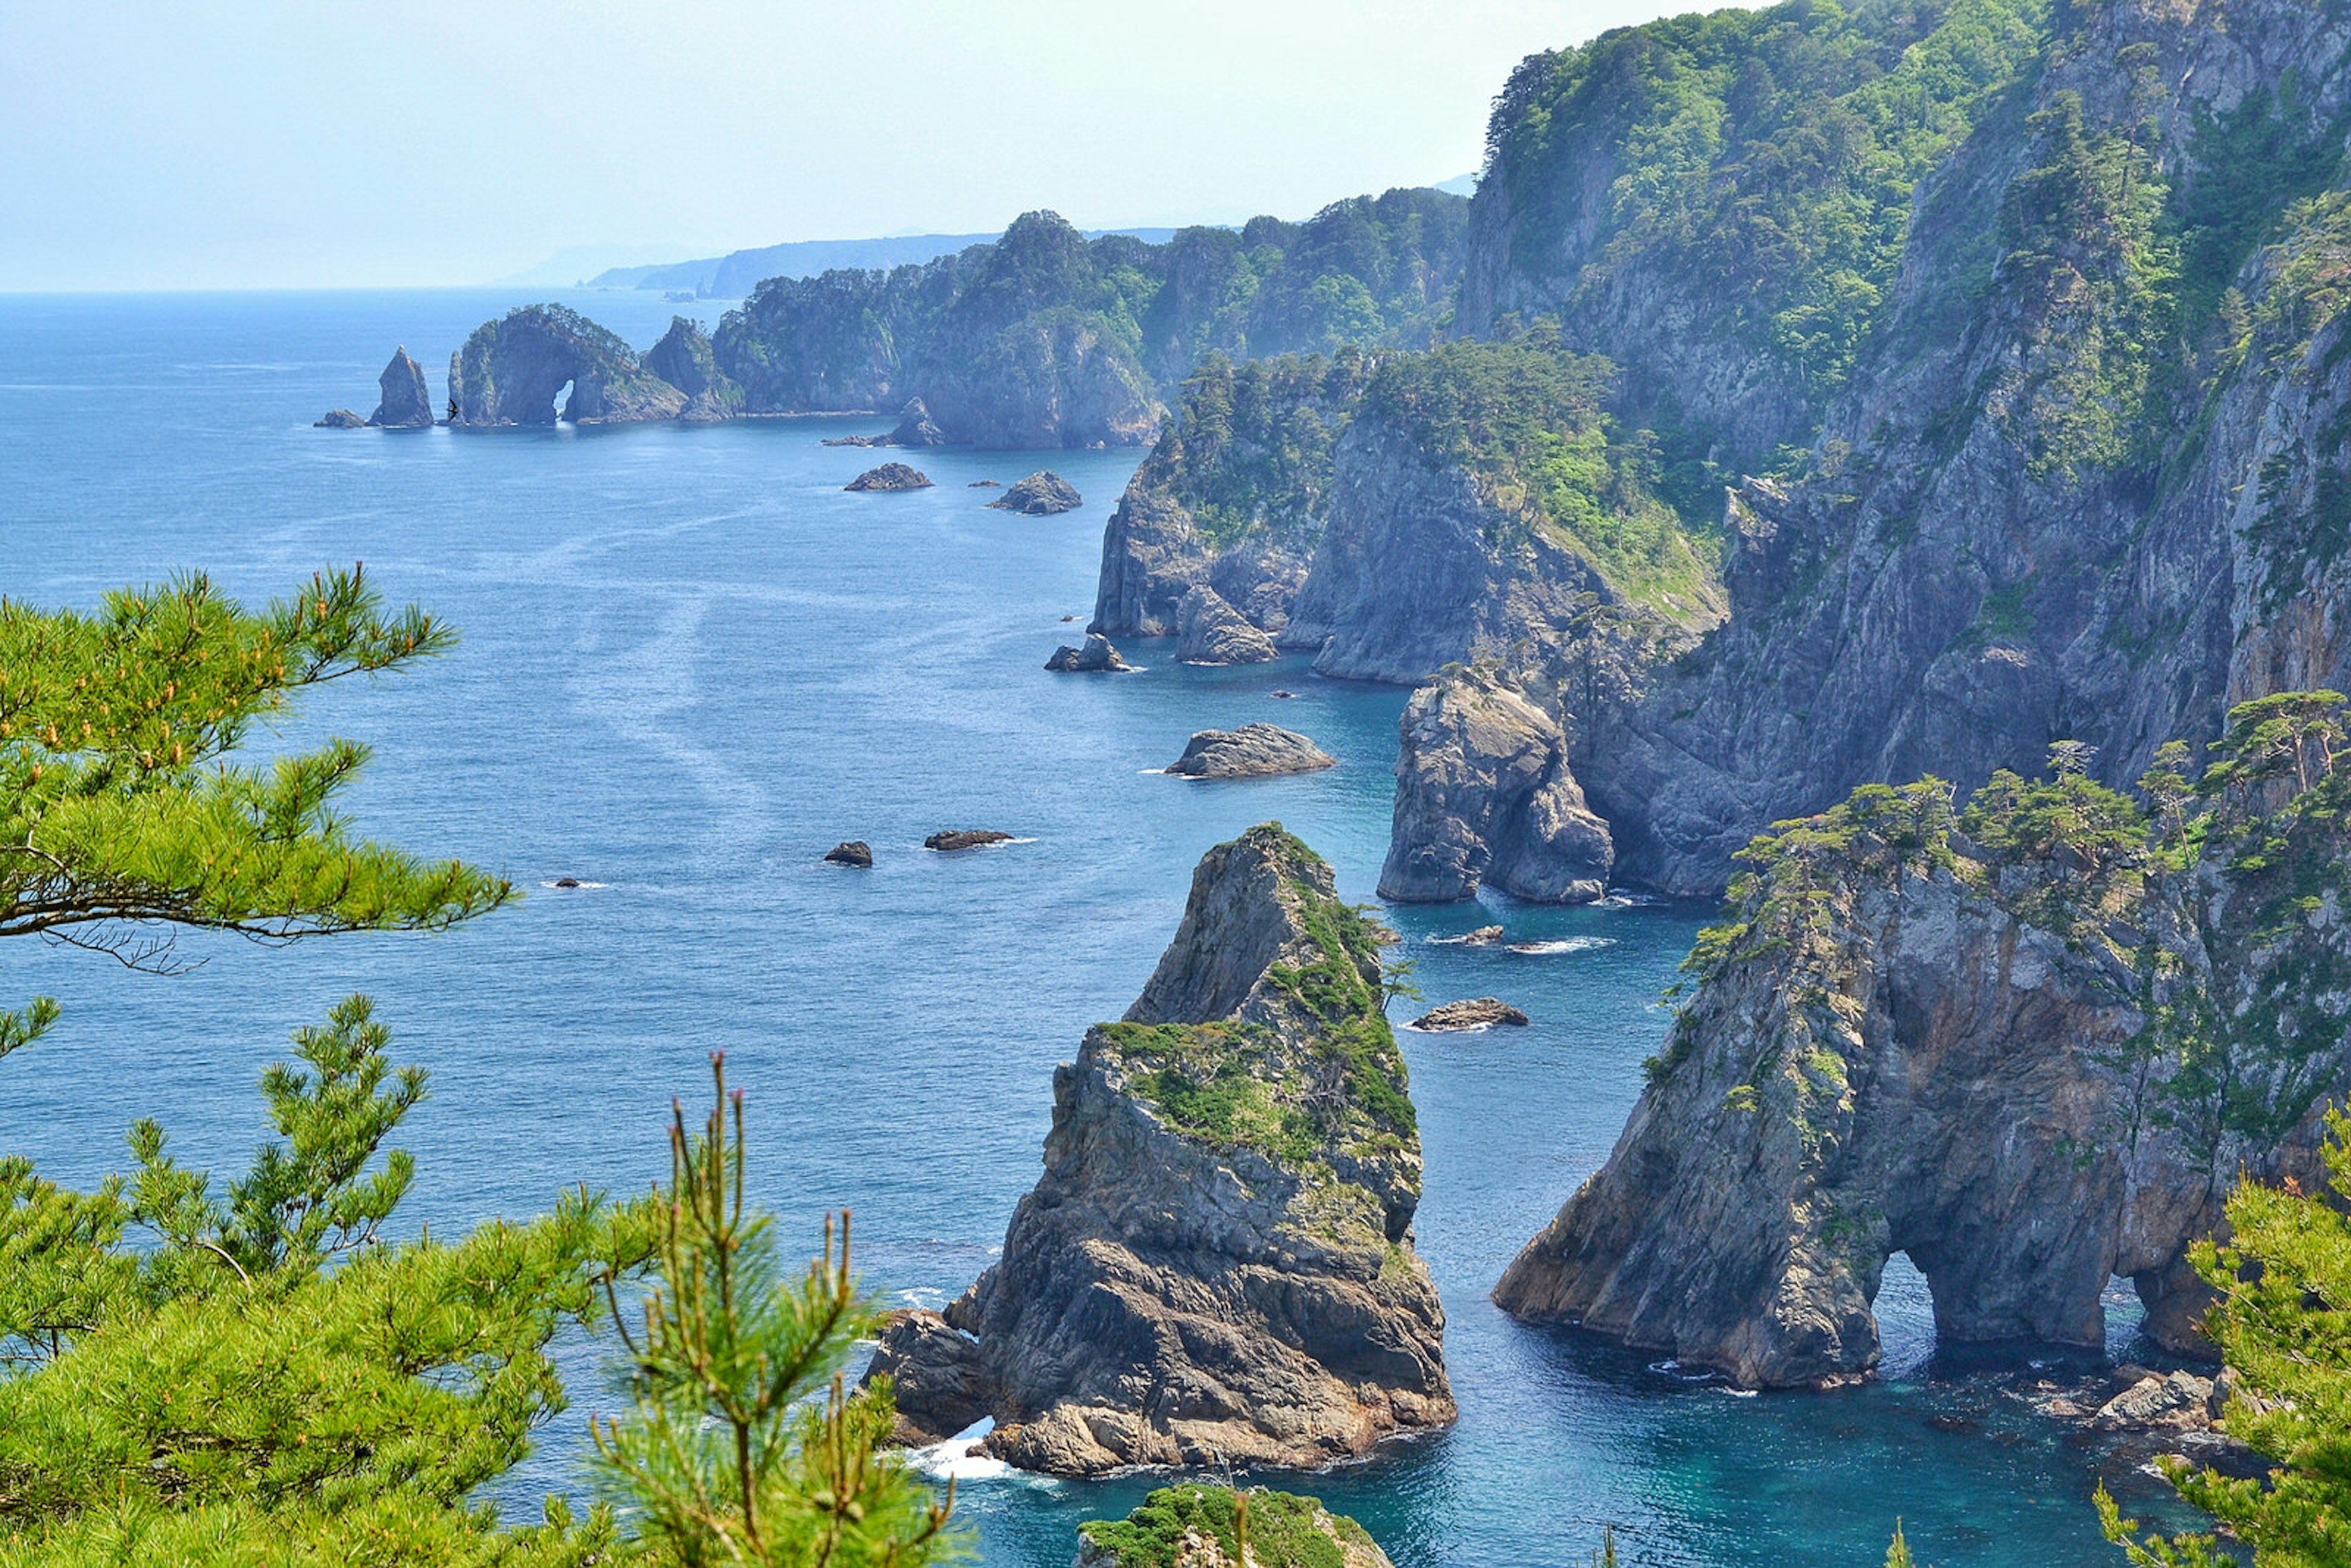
[2098,1106,2351,1568]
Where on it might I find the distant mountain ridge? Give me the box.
[593,227,1183,299]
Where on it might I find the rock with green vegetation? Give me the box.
[987,469,1083,516]
[710,189,1468,447]
[1498,708,2351,1386]
[1075,1484,1395,1568]
[446,304,688,426]
[866,823,1453,1473]
[1381,666,1611,904]
[1093,336,1725,684]
[641,316,742,423]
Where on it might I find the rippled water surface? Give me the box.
[0,291,2195,1566]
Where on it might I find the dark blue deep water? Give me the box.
[0,291,2192,1566]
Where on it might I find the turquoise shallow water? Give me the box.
[0,290,2197,1566]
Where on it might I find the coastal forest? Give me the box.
[20,0,2351,1564]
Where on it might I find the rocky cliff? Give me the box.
[1496,718,2351,1385]
[447,305,688,426]
[708,189,1467,447]
[642,317,742,422]
[865,823,1452,1473]
[1091,338,1722,686]
[1379,666,1610,904]
[1092,0,2351,904]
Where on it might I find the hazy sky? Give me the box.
[0,1,1682,291]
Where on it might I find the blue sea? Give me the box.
[0,290,2197,1566]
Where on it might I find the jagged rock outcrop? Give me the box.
[1379,668,1611,904]
[1045,634,1133,672]
[1163,724,1334,779]
[367,347,435,428]
[1076,1485,1395,1568]
[1496,755,2351,1386]
[448,306,687,426]
[845,463,932,492]
[314,409,366,429]
[888,397,947,447]
[642,317,743,423]
[866,824,1453,1473]
[987,470,1082,516]
[1178,585,1279,665]
[823,841,872,868]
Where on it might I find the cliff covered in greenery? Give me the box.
[711,189,1468,446]
[1498,695,2351,1385]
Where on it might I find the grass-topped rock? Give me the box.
[1498,696,2351,1386]
[1076,1484,1395,1568]
[866,822,1452,1473]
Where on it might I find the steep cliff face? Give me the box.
[1379,667,1611,904]
[642,317,742,422]
[1497,740,2351,1386]
[1485,0,2351,895]
[866,823,1452,1474]
[448,306,688,426]
[1090,353,1369,639]
[1093,339,1725,684]
[909,214,1162,448]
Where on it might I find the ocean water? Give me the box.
[0,290,2197,1566]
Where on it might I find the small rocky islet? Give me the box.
[844,462,933,492]
[868,823,1453,1474]
[1163,722,1333,779]
[1044,633,1133,673]
[985,469,1082,515]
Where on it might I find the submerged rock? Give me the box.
[923,830,1013,852]
[1164,723,1335,780]
[368,347,436,427]
[846,462,934,492]
[823,841,874,868]
[986,470,1083,516]
[866,823,1453,1472]
[1045,634,1133,672]
[448,305,688,426]
[1379,668,1611,904]
[1410,998,1529,1031]
[1178,585,1279,665]
[970,479,1002,488]
[1076,1484,1396,1568]
[314,408,367,429]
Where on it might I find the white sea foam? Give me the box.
[1505,936,1616,956]
[909,1418,1063,1487]
[539,879,612,890]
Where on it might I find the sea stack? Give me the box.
[1044,634,1133,672]
[1379,667,1611,904]
[368,347,436,427]
[867,823,1453,1473]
